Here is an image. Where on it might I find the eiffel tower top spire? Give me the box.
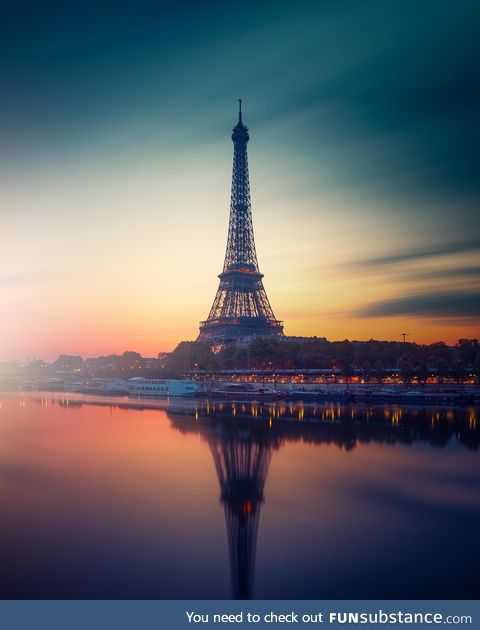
[232,100,248,142]
[225,101,258,272]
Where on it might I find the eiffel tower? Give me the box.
[198,101,284,347]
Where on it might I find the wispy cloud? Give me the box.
[347,238,480,270]
[356,290,480,319]
[0,268,68,289]
[401,265,480,283]
[0,272,44,288]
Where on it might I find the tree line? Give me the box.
[166,337,480,381]
[24,338,480,383]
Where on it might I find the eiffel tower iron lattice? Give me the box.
[198,101,284,347]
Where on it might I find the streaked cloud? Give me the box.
[0,272,45,288]
[356,291,480,319]
[401,266,480,283]
[346,238,480,270]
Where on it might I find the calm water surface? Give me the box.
[0,392,479,599]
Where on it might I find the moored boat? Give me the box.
[355,388,474,405]
[206,383,282,400]
[127,378,202,397]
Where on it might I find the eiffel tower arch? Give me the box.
[199,102,284,347]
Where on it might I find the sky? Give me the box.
[1,0,479,360]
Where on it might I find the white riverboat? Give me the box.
[127,378,201,398]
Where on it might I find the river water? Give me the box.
[0,392,478,599]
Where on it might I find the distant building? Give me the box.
[281,336,327,343]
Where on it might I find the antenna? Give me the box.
[238,98,242,122]
[400,332,410,343]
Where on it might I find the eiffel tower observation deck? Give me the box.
[198,101,284,347]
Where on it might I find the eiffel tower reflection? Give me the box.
[208,423,280,599]
[168,405,282,599]
[166,400,478,599]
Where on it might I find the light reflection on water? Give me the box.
[0,393,479,599]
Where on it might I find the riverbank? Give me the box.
[1,377,480,406]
